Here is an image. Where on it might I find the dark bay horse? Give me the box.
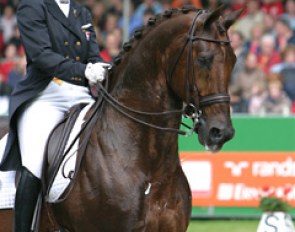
[0,6,242,232]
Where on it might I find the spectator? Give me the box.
[118,2,143,38]
[7,54,26,90]
[263,13,277,36]
[93,24,105,51]
[9,0,20,9]
[161,0,173,10]
[245,24,264,55]
[0,43,17,84]
[0,0,9,15]
[230,92,249,113]
[274,17,295,52]
[84,0,97,12]
[232,0,264,41]
[133,0,163,20]
[228,30,248,84]
[91,2,107,32]
[0,72,11,96]
[257,34,281,75]
[100,28,122,62]
[6,25,22,54]
[107,0,123,17]
[231,0,247,15]
[101,13,119,40]
[271,45,295,102]
[142,7,156,25]
[248,82,268,114]
[271,44,295,73]
[230,52,267,104]
[171,0,202,8]
[259,79,292,115]
[132,0,142,9]
[281,0,295,31]
[0,5,17,44]
[200,0,221,9]
[261,0,284,18]
[222,3,235,17]
[266,71,283,82]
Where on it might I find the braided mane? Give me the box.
[109,6,202,72]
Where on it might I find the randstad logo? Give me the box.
[224,157,295,178]
[252,157,295,177]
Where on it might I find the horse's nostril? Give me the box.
[209,127,223,140]
[209,127,235,144]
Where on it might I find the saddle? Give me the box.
[42,82,106,203]
[43,103,89,202]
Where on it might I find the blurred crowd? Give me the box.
[0,0,295,116]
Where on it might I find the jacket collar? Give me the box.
[44,0,82,39]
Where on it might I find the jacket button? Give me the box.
[76,41,81,46]
[76,56,80,61]
[64,41,69,46]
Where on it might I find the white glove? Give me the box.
[85,62,111,84]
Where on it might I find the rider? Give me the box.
[0,0,110,231]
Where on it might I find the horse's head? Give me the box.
[167,6,243,152]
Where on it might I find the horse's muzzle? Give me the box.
[196,117,235,152]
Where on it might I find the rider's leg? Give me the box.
[14,166,41,232]
[14,100,65,232]
[14,81,93,232]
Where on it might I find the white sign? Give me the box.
[257,212,295,232]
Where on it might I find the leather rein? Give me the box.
[51,10,233,201]
[56,10,233,185]
[98,10,231,136]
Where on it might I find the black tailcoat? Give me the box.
[0,0,103,171]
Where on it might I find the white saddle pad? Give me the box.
[0,171,16,209]
[0,134,15,209]
[47,102,93,203]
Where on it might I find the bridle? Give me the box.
[54,10,234,184]
[97,10,232,136]
[168,10,231,122]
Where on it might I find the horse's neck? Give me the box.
[108,15,187,113]
[98,15,189,171]
[102,74,182,153]
[101,63,182,172]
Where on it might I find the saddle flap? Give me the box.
[44,103,88,200]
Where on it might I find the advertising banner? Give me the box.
[180,151,295,207]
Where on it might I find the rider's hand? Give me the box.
[85,62,111,84]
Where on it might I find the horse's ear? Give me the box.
[222,7,245,30]
[203,5,225,30]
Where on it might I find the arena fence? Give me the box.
[179,115,295,219]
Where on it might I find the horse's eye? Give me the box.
[196,53,213,69]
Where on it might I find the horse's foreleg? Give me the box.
[144,167,192,232]
[0,209,13,232]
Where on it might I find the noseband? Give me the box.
[171,10,231,121]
